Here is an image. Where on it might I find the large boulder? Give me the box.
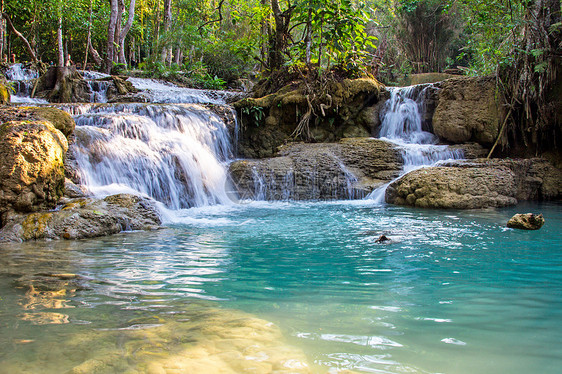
[432,76,502,146]
[234,78,387,158]
[0,120,68,222]
[385,158,562,209]
[0,194,161,242]
[507,213,545,230]
[229,138,402,200]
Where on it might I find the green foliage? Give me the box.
[287,0,377,76]
[240,105,265,127]
[460,0,527,75]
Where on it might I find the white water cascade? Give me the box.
[68,103,234,210]
[5,63,48,104]
[368,85,464,202]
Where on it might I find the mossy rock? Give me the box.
[27,107,75,137]
[0,81,10,104]
[234,77,387,158]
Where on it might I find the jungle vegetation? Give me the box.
[0,0,560,151]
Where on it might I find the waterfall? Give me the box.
[5,63,49,104]
[69,103,234,209]
[368,85,464,202]
[127,78,239,104]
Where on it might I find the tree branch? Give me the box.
[2,13,38,63]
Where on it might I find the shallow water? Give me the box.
[1,201,561,373]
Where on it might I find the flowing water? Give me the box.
[368,86,463,202]
[1,201,561,373]
[1,76,561,373]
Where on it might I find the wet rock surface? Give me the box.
[507,213,545,230]
[35,67,91,103]
[432,76,501,147]
[0,194,162,242]
[229,138,402,200]
[385,158,562,209]
[234,78,387,158]
[0,120,68,220]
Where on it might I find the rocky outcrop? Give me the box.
[35,67,91,103]
[507,213,545,230]
[105,75,141,102]
[0,194,161,242]
[0,107,76,224]
[234,78,387,158]
[432,76,501,147]
[385,158,562,209]
[0,120,68,222]
[229,138,402,200]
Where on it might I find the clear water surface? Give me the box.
[1,200,561,373]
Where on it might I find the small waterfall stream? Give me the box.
[368,85,464,202]
[5,63,48,104]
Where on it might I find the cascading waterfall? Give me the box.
[68,103,234,210]
[368,85,464,202]
[5,63,48,104]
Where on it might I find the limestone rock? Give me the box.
[507,213,545,230]
[432,76,501,146]
[506,213,545,230]
[0,106,75,138]
[385,158,562,209]
[386,163,517,209]
[105,75,141,102]
[0,120,68,220]
[229,138,402,200]
[234,78,386,158]
[26,107,76,137]
[0,194,161,242]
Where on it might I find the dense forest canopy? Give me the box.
[0,0,559,83]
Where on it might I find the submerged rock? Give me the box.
[0,301,314,374]
[386,158,562,209]
[229,138,402,200]
[375,235,391,243]
[0,194,161,242]
[507,213,545,230]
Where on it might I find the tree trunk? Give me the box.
[83,0,93,68]
[118,0,136,66]
[268,0,292,72]
[304,4,312,65]
[57,16,64,67]
[160,0,172,63]
[89,42,103,67]
[113,0,124,66]
[2,13,37,63]
[0,0,4,59]
[106,0,119,73]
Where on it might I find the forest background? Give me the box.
[1,0,558,87]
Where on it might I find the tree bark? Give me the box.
[268,0,292,71]
[106,0,119,73]
[111,0,124,67]
[83,0,93,68]
[160,0,172,64]
[2,13,37,63]
[118,0,136,66]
